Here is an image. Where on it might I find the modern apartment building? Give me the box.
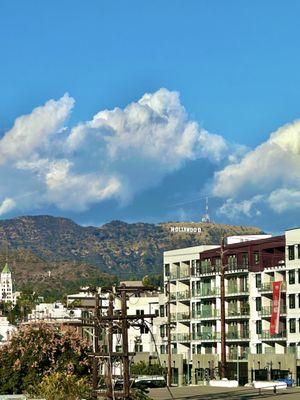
[156,228,300,386]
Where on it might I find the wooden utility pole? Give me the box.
[107,293,114,399]
[167,279,172,387]
[120,286,130,399]
[92,291,100,396]
[220,237,227,379]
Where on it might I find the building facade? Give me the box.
[0,263,17,305]
[156,229,300,386]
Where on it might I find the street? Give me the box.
[149,385,300,400]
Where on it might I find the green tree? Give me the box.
[28,372,92,400]
[0,323,91,394]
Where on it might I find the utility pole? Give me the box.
[220,237,227,379]
[92,290,100,396]
[107,293,114,399]
[120,286,130,399]
[167,279,172,387]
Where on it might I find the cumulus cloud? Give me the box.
[0,88,237,216]
[0,198,16,215]
[213,119,300,216]
[218,196,262,219]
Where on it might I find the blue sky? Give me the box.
[1,0,300,232]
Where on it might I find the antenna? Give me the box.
[201,197,211,223]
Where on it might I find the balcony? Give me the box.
[192,309,220,319]
[258,281,287,293]
[227,351,249,360]
[176,312,190,322]
[192,287,220,298]
[226,307,250,318]
[177,290,190,301]
[197,266,221,276]
[192,332,221,341]
[170,270,190,280]
[259,330,287,340]
[225,264,249,274]
[259,305,286,317]
[226,285,249,296]
[171,333,191,342]
[170,293,177,301]
[226,331,250,340]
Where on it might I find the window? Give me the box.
[255,274,262,289]
[242,253,249,267]
[164,264,170,277]
[289,294,296,309]
[298,269,300,284]
[256,343,262,354]
[134,344,143,352]
[159,305,164,317]
[256,297,262,312]
[288,245,295,260]
[140,325,149,334]
[254,252,260,264]
[256,320,262,335]
[160,345,166,354]
[289,318,296,333]
[289,270,295,285]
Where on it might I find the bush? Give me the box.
[28,372,92,400]
[0,323,91,394]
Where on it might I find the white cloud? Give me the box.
[0,198,16,215]
[213,119,300,214]
[0,93,74,163]
[267,188,300,213]
[0,88,246,216]
[218,196,262,219]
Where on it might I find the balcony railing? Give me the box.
[226,285,249,295]
[177,290,190,300]
[259,330,287,340]
[192,309,220,319]
[226,264,249,273]
[227,351,248,360]
[171,333,191,342]
[170,270,190,280]
[197,266,221,275]
[192,287,220,297]
[259,305,286,316]
[176,312,190,321]
[226,331,250,340]
[258,281,287,292]
[192,332,221,341]
[226,307,250,317]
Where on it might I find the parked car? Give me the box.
[275,377,294,387]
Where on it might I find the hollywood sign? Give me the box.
[170,226,202,234]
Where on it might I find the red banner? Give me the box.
[270,281,282,335]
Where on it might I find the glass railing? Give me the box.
[192,332,221,341]
[193,287,220,297]
[227,351,249,360]
[177,312,190,321]
[226,285,249,295]
[226,331,250,340]
[176,290,190,300]
[258,281,287,292]
[259,306,286,316]
[171,333,191,341]
[192,309,220,319]
[226,307,250,317]
[259,330,287,340]
[170,293,177,300]
[170,270,190,280]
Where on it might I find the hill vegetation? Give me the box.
[0,216,263,298]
